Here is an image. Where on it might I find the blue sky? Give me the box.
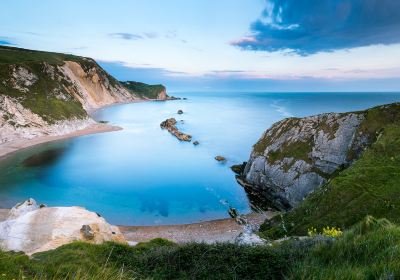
[1,0,400,92]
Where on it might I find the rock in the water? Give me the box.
[215,156,226,162]
[177,110,184,114]
[0,199,126,255]
[230,162,247,175]
[160,118,192,142]
[193,141,199,146]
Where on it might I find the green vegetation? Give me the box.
[1,217,400,279]
[121,81,166,99]
[267,140,313,165]
[0,46,120,122]
[260,120,400,239]
[0,238,308,280]
[290,216,400,279]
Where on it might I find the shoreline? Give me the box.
[0,208,274,244]
[120,211,274,244]
[0,99,149,160]
[0,123,122,160]
[0,96,182,160]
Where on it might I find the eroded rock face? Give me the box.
[0,199,126,255]
[239,111,366,210]
[61,61,137,111]
[160,118,192,142]
[0,95,96,144]
[0,58,140,146]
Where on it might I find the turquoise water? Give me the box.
[0,92,399,225]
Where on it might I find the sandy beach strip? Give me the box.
[0,123,122,160]
[0,209,275,244]
[119,211,275,244]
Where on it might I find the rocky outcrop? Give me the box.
[238,109,371,210]
[120,81,177,101]
[0,95,96,144]
[0,199,125,255]
[160,118,192,142]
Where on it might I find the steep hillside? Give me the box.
[121,81,173,100]
[0,46,140,144]
[260,121,400,238]
[238,103,400,211]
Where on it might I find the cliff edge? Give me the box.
[238,103,400,210]
[0,46,141,145]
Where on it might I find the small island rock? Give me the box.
[215,156,226,162]
[160,118,192,142]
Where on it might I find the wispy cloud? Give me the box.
[232,0,400,55]
[109,32,159,40]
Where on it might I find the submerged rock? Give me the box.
[215,156,226,162]
[193,141,199,146]
[177,110,184,114]
[160,118,192,142]
[0,199,126,255]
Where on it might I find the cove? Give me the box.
[0,92,399,225]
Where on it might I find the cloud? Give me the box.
[98,60,400,92]
[109,32,158,40]
[232,0,400,55]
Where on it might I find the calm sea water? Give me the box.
[0,92,399,225]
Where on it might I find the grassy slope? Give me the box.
[121,81,166,99]
[290,216,400,279]
[260,105,400,239]
[0,238,307,280]
[1,217,399,279]
[0,46,119,122]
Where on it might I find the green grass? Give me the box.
[0,238,308,280]
[289,216,400,279]
[1,218,400,279]
[260,121,400,239]
[121,81,166,99]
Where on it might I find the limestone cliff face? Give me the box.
[0,47,141,145]
[60,61,136,110]
[238,105,399,210]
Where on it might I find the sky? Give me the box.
[1,0,400,92]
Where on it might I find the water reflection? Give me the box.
[21,147,66,168]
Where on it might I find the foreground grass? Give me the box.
[260,121,400,239]
[0,238,308,280]
[1,217,399,279]
[290,216,400,279]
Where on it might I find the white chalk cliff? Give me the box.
[0,199,126,255]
